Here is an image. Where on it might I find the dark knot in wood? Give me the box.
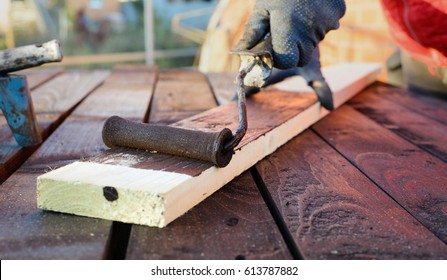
[103,186,119,202]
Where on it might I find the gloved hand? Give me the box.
[235,47,335,110]
[236,0,346,69]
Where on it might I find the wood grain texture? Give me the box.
[126,69,290,260]
[36,89,318,228]
[313,105,447,244]
[207,72,237,105]
[73,67,157,121]
[127,171,292,260]
[37,64,380,228]
[349,83,447,162]
[20,68,64,90]
[0,66,157,259]
[30,70,110,118]
[0,71,109,184]
[360,82,447,125]
[171,89,317,148]
[149,70,217,124]
[256,130,447,259]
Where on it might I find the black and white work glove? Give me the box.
[236,0,346,69]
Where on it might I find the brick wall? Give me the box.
[319,0,397,80]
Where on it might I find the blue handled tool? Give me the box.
[0,40,63,147]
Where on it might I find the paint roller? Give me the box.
[102,48,273,168]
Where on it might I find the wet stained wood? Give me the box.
[312,105,447,244]
[127,171,292,260]
[125,69,290,259]
[148,69,217,124]
[0,70,109,184]
[171,90,317,148]
[361,82,447,125]
[0,66,157,259]
[36,64,379,228]
[349,83,447,162]
[255,130,447,259]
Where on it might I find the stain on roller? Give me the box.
[103,186,119,201]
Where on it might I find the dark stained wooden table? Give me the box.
[0,65,446,259]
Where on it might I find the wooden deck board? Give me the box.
[149,70,217,124]
[0,66,157,259]
[0,71,109,183]
[349,84,447,162]
[207,72,236,105]
[360,82,447,125]
[20,68,64,90]
[127,171,292,260]
[313,105,447,244]
[255,129,447,259]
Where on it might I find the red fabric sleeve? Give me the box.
[381,0,447,67]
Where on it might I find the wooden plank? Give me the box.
[349,83,447,162]
[255,130,447,259]
[207,65,344,106]
[0,66,157,259]
[0,70,109,184]
[148,70,217,124]
[312,105,447,243]
[127,171,292,259]
[20,68,64,90]
[360,82,447,125]
[207,72,237,105]
[126,69,290,259]
[36,63,380,228]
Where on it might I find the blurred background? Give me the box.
[0,0,217,69]
[0,0,399,83]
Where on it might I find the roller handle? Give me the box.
[102,116,234,167]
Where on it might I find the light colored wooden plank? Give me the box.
[36,63,380,228]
